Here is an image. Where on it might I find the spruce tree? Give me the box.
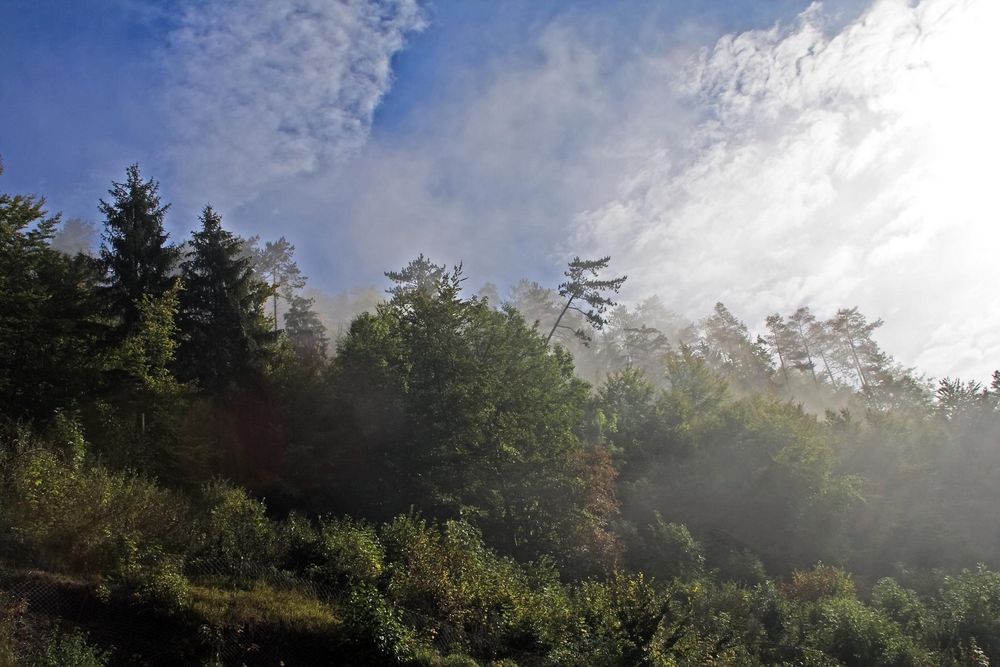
[100,164,180,338]
[177,206,271,391]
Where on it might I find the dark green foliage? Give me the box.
[30,630,111,667]
[629,515,705,582]
[99,164,180,339]
[177,205,272,391]
[327,257,620,570]
[0,180,105,420]
[194,480,279,582]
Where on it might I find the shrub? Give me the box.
[114,543,191,611]
[871,578,929,639]
[343,584,419,663]
[787,563,856,602]
[30,630,111,667]
[632,515,705,581]
[379,515,538,655]
[311,516,385,587]
[3,447,190,575]
[195,480,279,582]
[935,566,1000,662]
[807,597,927,667]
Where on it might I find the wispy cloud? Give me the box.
[573,0,1000,380]
[164,0,425,210]
[159,0,998,380]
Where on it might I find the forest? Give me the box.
[2,162,1000,666]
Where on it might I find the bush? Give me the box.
[343,584,419,663]
[786,563,856,602]
[871,578,929,639]
[379,515,539,654]
[311,516,385,587]
[0,593,23,666]
[30,630,111,667]
[544,572,668,666]
[114,543,190,610]
[632,515,705,581]
[935,566,1000,662]
[807,597,927,667]
[3,446,190,575]
[195,480,279,582]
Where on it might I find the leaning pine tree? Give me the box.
[546,256,627,345]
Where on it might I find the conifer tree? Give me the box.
[0,170,104,419]
[177,206,271,391]
[546,256,626,345]
[284,294,329,360]
[251,236,305,332]
[100,164,180,338]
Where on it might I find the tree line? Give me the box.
[2,162,1000,665]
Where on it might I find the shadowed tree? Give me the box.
[100,164,180,339]
[326,256,621,571]
[0,169,105,419]
[284,294,329,361]
[177,205,272,391]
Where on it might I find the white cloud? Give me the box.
[163,0,425,210]
[156,0,998,380]
[573,0,1000,380]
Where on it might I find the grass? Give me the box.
[189,581,341,635]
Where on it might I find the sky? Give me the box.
[1,0,997,381]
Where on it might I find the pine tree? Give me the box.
[251,236,305,332]
[100,164,180,338]
[546,256,627,345]
[698,303,773,388]
[177,206,271,391]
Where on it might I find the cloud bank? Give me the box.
[572,0,1000,380]
[164,0,425,209]
[160,0,998,381]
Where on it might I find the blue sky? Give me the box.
[2,0,997,379]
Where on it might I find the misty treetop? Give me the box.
[2,162,1000,665]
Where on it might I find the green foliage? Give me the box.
[787,564,856,603]
[935,566,1000,662]
[312,516,385,586]
[344,583,420,663]
[379,515,539,651]
[99,163,180,339]
[195,480,279,582]
[3,445,190,575]
[806,597,927,667]
[0,181,105,420]
[30,630,111,667]
[630,515,705,582]
[328,257,619,570]
[872,578,930,639]
[177,205,272,391]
